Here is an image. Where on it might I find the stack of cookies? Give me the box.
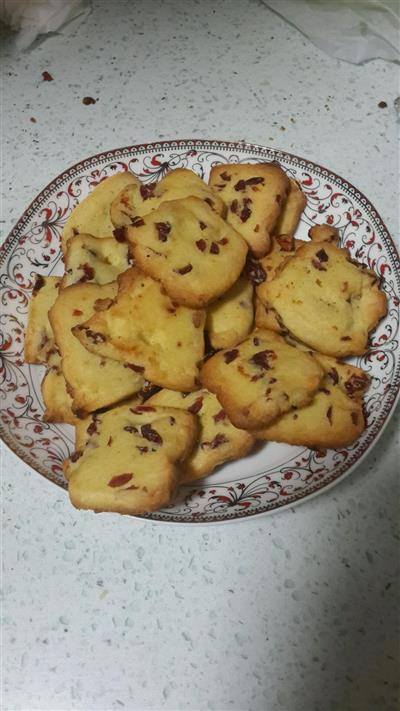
[24,164,387,515]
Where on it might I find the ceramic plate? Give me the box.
[1,139,399,523]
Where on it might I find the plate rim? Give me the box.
[1,137,399,525]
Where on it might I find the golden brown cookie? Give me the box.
[73,268,205,391]
[262,242,387,357]
[148,388,255,481]
[24,275,61,364]
[66,403,198,514]
[206,274,254,349]
[208,162,290,257]
[41,351,78,425]
[200,329,324,429]
[308,223,340,245]
[110,167,225,227]
[254,353,369,449]
[125,196,248,308]
[273,178,306,236]
[61,172,138,254]
[61,234,130,288]
[49,282,144,415]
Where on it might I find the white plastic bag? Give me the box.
[0,0,91,50]
[263,0,400,63]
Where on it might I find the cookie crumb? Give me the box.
[42,71,53,82]
[378,101,387,109]
[30,117,37,123]
[82,96,96,105]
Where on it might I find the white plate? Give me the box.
[1,139,399,523]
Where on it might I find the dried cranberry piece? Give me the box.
[130,405,156,413]
[250,350,276,369]
[220,171,231,182]
[113,227,126,242]
[201,433,229,449]
[108,473,133,487]
[224,349,239,364]
[175,264,193,275]
[213,409,226,423]
[124,425,138,434]
[80,327,106,344]
[33,274,45,294]
[124,363,145,374]
[345,374,369,397]
[210,242,219,254]
[240,198,252,223]
[196,239,206,252]
[316,248,329,262]
[218,237,228,245]
[87,418,99,436]
[136,446,149,454]
[328,368,339,385]
[230,199,239,214]
[234,177,264,191]
[276,234,295,252]
[140,184,156,200]
[70,450,82,463]
[141,424,163,444]
[130,216,145,227]
[155,221,171,242]
[78,263,95,282]
[188,397,203,414]
[245,256,266,285]
[199,221,207,231]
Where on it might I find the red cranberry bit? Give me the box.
[328,368,339,385]
[33,274,45,294]
[188,397,203,414]
[108,473,133,488]
[253,337,260,346]
[80,327,106,344]
[345,374,368,397]
[199,221,207,230]
[113,227,126,242]
[42,71,53,81]
[140,184,156,200]
[155,221,171,242]
[224,349,239,364]
[131,405,156,413]
[326,406,333,424]
[202,433,229,449]
[87,418,99,436]
[246,256,266,285]
[240,198,252,223]
[220,171,231,182]
[70,450,82,462]
[315,248,329,262]
[124,363,144,373]
[234,177,264,191]
[175,264,193,275]
[82,96,96,105]
[78,263,95,282]
[250,350,276,370]
[311,258,327,272]
[141,424,163,444]
[196,239,206,252]
[124,425,138,434]
[136,446,149,454]
[341,336,351,341]
[230,199,239,215]
[130,216,145,227]
[210,242,219,254]
[213,409,226,423]
[218,237,228,246]
[276,234,295,252]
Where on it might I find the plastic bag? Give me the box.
[263,0,400,64]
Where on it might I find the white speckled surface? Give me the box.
[2,1,399,709]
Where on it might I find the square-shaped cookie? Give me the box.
[61,233,130,288]
[49,282,144,415]
[61,172,138,254]
[125,196,248,308]
[206,274,254,350]
[208,163,290,257]
[110,167,226,227]
[148,388,255,481]
[254,353,369,449]
[24,275,61,364]
[200,329,324,429]
[262,242,387,357]
[66,403,198,514]
[73,268,205,391]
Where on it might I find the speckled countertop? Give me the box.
[2,1,399,710]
